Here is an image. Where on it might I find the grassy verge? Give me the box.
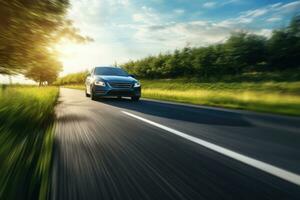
[62,80,300,116]
[0,86,59,200]
[142,80,300,116]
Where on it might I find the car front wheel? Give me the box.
[91,89,97,101]
[131,96,140,101]
[85,88,90,97]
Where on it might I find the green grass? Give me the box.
[142,80,300,116]
[63,80,300,116]
[0,86,59,200]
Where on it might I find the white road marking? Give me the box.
[122,111,300,186]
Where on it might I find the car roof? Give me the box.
[95,66,119,68]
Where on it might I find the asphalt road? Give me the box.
[51,88,300,200]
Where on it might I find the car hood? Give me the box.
[95,75,136,83]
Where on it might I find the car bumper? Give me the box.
[93,86,141,97]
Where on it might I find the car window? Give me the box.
[94,67,128,76]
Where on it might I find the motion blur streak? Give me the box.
[122,111,300,186]
[51,88,300,200]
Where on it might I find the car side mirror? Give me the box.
[129,74,136,78]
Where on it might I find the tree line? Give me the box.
[122,15,300,80]
[0,0,91,85]
[54,70,88,85]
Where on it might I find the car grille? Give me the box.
[107,90,134,96]
[109,82,133,89]
[95,90,106,94]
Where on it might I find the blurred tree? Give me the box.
[54,70,89,85]
[0,0,92,83]
[165,50,182,77]
[192,46,219,78]
[224,32,267,74]
[179,47,193,76]
[25,53,62,85]
[268,15,300,70]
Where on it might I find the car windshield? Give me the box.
[94,67,128,76]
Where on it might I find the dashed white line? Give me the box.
[122,111,300,186]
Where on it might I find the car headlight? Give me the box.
[134,82,141,87]
[94,81,106,86]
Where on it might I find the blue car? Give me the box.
[85,66,141,101]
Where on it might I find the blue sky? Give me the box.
[1,0,299,83]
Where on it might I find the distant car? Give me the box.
[85,66,141,101]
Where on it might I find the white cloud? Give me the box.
[110,0,129,6]
[174,9,185,15]
[222,0,240,5]
[130,18,276,52]
[266,17,282,22]
[237,1,300,23]
[132,6,160,25]
[255,29,273,38]
[203,2,217,8]
[270,2,283,8]
[275,1,300,13]
[132,20,230,48]
[132,14,146,22]
[241,8,268,18]
[202,0,240,9]
[215,1,300,28]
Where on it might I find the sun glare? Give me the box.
[54,41,89,74]
[55,41,80,59]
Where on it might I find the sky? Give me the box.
[57,0,300,75]
[1,0,300,83]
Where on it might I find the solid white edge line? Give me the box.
[122,111,300,186]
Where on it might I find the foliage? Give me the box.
[25,54,62,85]
[122,16,300,80]
[0,0,92,84]
[0,86,58,199]
[54,70,89,85]
[267,15,300,70]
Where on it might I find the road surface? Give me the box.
[51,88,300,200]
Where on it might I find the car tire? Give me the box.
[131,96,140,101]
[91,90,97,101]
[85,88,90,97]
